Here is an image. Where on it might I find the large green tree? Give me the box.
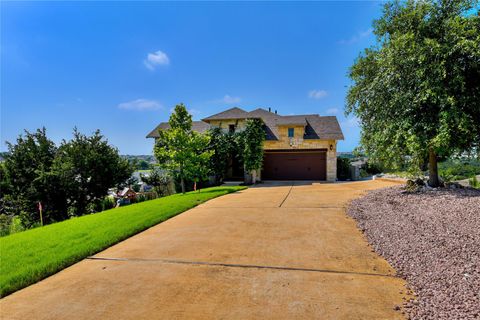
[154,104,212,193]
[1,128,133,229]
[52,129,133,216]
[1,128,67,225]
[346,0,480,187]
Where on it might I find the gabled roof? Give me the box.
[118,187,135,197]
[147,107,344,140]
[146,121,210,138]
[276,115,308,126]
[247,108,281,140]
[305,115,344,140]
[202,107,252,122]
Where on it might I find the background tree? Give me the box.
[138,160,151,170]
[140,167,173,196]
[346,0,480,187]
[0,128,133,232]
[154,104,212,193]
[239,118,266,184]
[52,128,133,216]
[1,128,67,226]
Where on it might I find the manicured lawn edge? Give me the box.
[0,186,246,297]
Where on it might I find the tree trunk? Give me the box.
[428,148,440,187]
[180,178,185,194]
[244,169,252,185]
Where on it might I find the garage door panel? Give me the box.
[262,151,327,180]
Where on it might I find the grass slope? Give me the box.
[0,186,245,297]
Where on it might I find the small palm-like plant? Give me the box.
[469,175,480,189]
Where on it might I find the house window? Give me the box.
[288,128,294,138]
[229,124,236,133]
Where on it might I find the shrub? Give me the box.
[470,175,480,189]
[364,161,383,175]
[337,157,351,181]
[359,169,370,178]
[439,160,480,181]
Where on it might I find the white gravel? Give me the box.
[347,186,480,320]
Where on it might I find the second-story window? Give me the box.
[288,128,294,138]
[229,124,235,133]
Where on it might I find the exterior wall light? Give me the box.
[330,144,333,151]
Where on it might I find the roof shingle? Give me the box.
[146,121,210,138]
[147,108,344,140]
[201,107,251,121]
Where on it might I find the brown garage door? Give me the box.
[262,150,327,180]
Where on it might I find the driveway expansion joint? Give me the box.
[278,182,294,207]
[87,256,396,279]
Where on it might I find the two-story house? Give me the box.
[147,107,344,182]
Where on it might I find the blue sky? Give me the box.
[1,1,382,154]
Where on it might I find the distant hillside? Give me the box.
[121,155,156,163]
[337,152,356,159]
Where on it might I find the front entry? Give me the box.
[262,150,327,180]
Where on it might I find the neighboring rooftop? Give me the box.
[147,107,344,140]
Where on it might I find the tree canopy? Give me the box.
[1,128,133,229]
[53,128,132,216]
[154,104,212,193]
[346,0,480,186]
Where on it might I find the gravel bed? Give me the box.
[347,186,480,320]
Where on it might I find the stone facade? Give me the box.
[209,121,338,182]
[264,125,337,182]
[208,119,247,133]
[148,107,343,182]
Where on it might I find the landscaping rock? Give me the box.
[347,186,480,320]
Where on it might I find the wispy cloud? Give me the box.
[118,99,162,111]
[341,116,360,128]
[338,28,373,45]
[308,89,328,99]
[188,108,201,116]
[326,107,339,115]
[220,94,241,104]
[143,50,170,70]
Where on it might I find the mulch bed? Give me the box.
[347,186,480,320]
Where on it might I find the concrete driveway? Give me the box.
[2,180,408,319]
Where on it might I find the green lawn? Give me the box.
[0,186,245,297]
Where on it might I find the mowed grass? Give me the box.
[0,186,246,297]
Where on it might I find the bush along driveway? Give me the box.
[0,186,245,297]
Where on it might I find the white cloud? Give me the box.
[308,89,328,99]
[341,116,360,128]
[118,99,162,111]
[326,107,339,114]
[221,94,241,104]
[143,50,170,70]
[188,108,201,116]
[338,28,373,45]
